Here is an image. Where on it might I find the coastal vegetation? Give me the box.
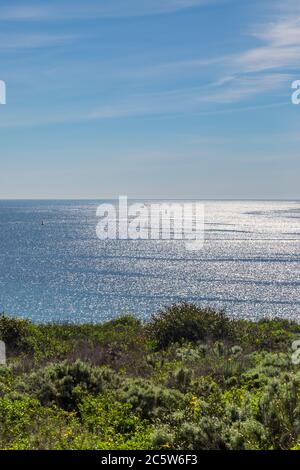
[0,303,300,450]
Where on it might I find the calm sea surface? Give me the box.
[0,200,299,323]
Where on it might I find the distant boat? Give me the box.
[41,221,44,226]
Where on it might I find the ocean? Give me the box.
[0,199,299,323]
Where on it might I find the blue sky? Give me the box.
[0,0,299,199]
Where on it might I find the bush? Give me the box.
[20,360,118,411]
[176,417,227,450]
[0,315,33,353]
[0,396,38,444]
[120,378,184,420]
[227,419,268,450]
[152,427,174,449]
[79,394,153,449]
[147,303,233,349]
[172,367,193,393]
[234,318,299,351]
[1,303,300,450]
[257,374,300,449]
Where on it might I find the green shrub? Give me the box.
[152,427,174,449]
[234,318,300,351]
[120,378,184,419]
[147,303,233,349]
[0,396,38,443]
[79,395,152,448]
[0,366,13,394]
[176,417,227,450]
[172,367,193,393]
[227,419,269,450]
[1,303,300,450]
[0,315,33,353]
[257,374,300,449]
[20,360,118,411]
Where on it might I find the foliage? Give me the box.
[147,303,233,349]
[19,360,118,410]
[0,314,33,353]
[0,304,300,450]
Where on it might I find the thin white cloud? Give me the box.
[0,33,77,50]
[254,17,300,47]
[118,3,300,100]
[139,10,300,77]
[0,0,221,21]
[88,74,290,117]
[200,73,292,103]
[0,0,296,125]
[233,9,300,73]
[0,73,290,129]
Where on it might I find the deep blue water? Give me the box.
[0,200,299,323]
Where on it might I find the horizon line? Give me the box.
[0,197,299,202]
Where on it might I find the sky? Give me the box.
[0,0,299,199]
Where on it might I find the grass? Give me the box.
[0,303,300,450]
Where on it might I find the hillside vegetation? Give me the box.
[0,303,300,450]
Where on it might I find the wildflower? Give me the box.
[190,396,198,407]
[161,443,171,449]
